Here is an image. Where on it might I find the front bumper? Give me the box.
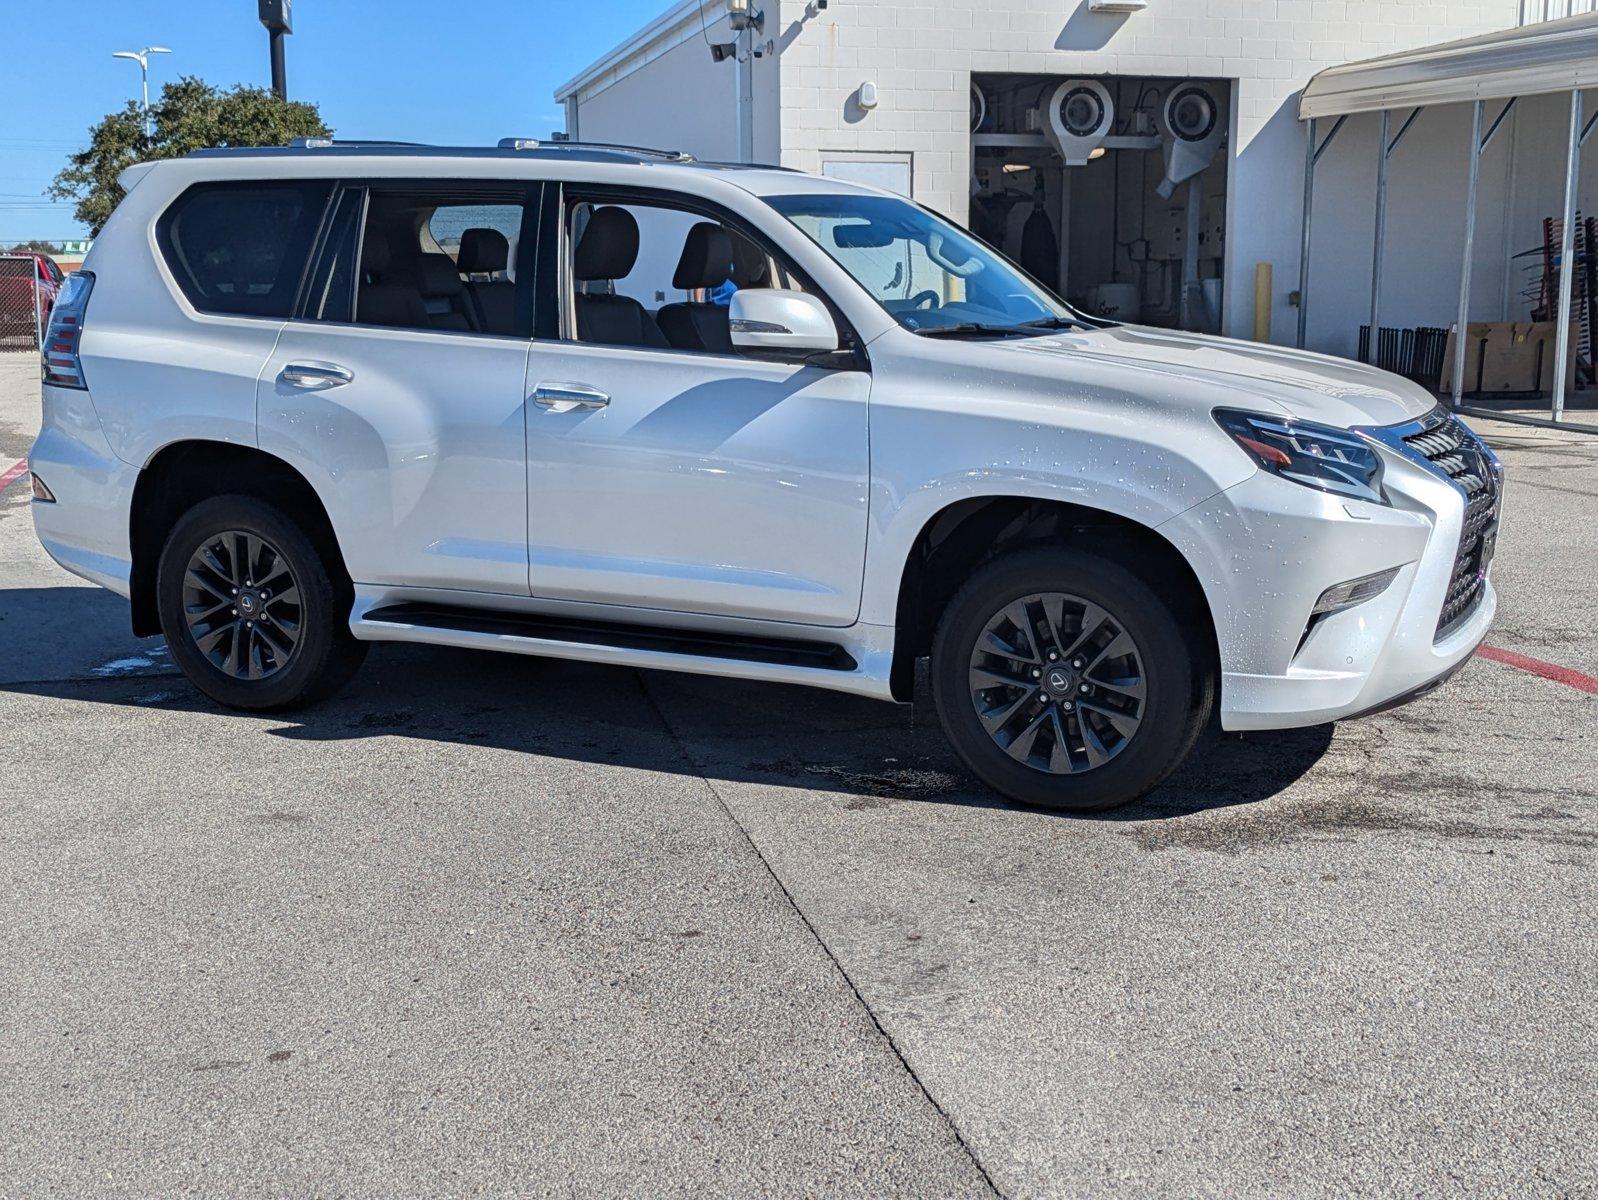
[1161,410,1500,731]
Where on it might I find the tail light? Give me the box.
[42,271,94,390]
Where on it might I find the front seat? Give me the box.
[458,227,515,334]
[730,232,771,290]
[572,207,670,349]
[657,222,735,354]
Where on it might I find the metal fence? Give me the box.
[0,254,43,352]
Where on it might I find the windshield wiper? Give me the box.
[1015,315,1096,332]
[914,322,1028,339]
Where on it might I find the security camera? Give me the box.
[709,41,737,62]
[1156,82,1226,197]
[1041,79,1114,166]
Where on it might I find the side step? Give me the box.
[361,602,858,672]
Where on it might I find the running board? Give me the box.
[360,602,858,671]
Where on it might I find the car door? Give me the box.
[523,189,871,627]
[257,182,539,597]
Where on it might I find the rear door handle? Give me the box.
[532,382,610,413]
[281,361,354,389]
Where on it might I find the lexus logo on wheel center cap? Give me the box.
[1047,669,1070,691]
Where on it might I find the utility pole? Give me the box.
[111,46,171,139]
[258,0,292,101]
[726,0,763,163]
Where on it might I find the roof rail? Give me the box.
[288,137,430,149]
[183,139,707,167]
[497,137,694,162]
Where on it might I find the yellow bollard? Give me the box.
[1253,262,1272,343]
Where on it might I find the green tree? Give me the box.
[49,76,331,235]
[5,239,62,254]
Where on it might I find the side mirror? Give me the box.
[729,288,839,354]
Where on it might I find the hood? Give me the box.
[978,323,1437,429]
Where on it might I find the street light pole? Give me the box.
[111,46,171,139]
[258,1,293,101]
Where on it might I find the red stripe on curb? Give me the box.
[0,458,27,493]
[1478,644,1598,696]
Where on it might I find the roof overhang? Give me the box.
[555,0,722,104]
[1299,11,1598,119]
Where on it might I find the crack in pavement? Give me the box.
[632,668,1007,1200]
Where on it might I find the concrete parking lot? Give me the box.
[1,350,1593,1197]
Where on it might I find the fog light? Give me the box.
[30,472,55,502]
[1311,566,1401,617]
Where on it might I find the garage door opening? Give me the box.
[970,73,1232,334]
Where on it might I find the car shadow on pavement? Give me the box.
[0,586,1333,821]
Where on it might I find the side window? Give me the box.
[158,181,331,317]
[585,203,706,312]
[565,196,788,354]
[305,183,533,337]
[425,203,522,273]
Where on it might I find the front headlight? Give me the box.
[1213,408,1387,505]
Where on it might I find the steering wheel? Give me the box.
[906,289,940,311]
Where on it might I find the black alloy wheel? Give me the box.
[157,495,366,711]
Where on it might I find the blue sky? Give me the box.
[0,0,669,242]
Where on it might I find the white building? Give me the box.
[558,0,1598,373]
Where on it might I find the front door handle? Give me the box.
[532,382,610,413]
[281,361,354,389]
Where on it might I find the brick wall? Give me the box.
[777,0,1516,216]
[773,0,1520,339]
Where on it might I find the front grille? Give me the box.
[1399,408,1501,640]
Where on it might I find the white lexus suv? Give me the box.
[30,140,1502,812]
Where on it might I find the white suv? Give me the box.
[30,140,1502,812]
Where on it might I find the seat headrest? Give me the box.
[361,231,392,277]
[458,227,509,274]
[416,253,463,298]
[672,222,734,291]
[729,234,770,288]
[574,206,640,282]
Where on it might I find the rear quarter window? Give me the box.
[157,181,332,317]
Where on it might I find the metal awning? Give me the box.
[1297,12,1598,433]
[1300,11,1598,119]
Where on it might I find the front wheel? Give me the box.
[930,545,1212,813]
[156,495,366,711]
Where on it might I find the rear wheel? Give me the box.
[156,495,365,711]
[931,545,1211,813]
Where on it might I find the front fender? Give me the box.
[858,353,1253,626]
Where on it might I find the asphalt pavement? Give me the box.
[1,351,1593,1197]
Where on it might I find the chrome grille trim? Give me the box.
[1362,406,1502,641]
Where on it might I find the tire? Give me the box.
[930,544,1213,813]
[156,494,366,711]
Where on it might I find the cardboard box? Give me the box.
[1440,320,1579,395]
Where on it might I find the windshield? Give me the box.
[766,192,1088,336]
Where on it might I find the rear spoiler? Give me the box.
[116,160,161,193]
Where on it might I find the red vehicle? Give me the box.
[27,252,64,324]
[1,251,63,347]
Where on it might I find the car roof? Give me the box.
[161,140,891,202]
